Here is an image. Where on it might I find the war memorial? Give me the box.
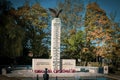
[31,9,109,79]
[32,8,108,74]
[32,9,76,73]
[5,9,112,80]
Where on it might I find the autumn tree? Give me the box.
[84,2,120,67]
[10,1,49,57]
[0,0,49,58]
[108,12,120,69]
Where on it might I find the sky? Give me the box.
[10,0,120,21]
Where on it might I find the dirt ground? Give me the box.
[0,75,22,80]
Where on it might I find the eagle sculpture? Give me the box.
[49,8,62,18]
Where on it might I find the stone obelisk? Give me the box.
[51,18,61,72]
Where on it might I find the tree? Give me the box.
[0,0,49,58]
[56,0,84,59]
[63,31,85,58]
[84,2,120,67]
[10,2,49,57]
[107,11,120,69]
[0,0,24,57]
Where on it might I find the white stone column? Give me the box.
[51,18,61,72]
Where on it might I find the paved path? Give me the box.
[6,70,120,80]
[6,70,103,77]
[104,74,120,80]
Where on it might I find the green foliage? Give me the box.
[63,30,85,59]
[0,0,24,57]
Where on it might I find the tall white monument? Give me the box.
[51,18,61,71]
[32,8,76,73]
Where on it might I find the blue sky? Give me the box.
[96,0,120,21]
[10,0,120,21]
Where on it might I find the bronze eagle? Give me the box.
[49,8,62,18]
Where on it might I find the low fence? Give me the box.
[75,66,108,74]
[13,65,32,70]
[75,66,98,73]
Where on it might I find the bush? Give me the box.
[109,66,115,73]
[15,56,32,65]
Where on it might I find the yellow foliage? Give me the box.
[82,48,89,52]
[87,2,105,13]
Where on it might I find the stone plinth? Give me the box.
[32,59,51,72]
